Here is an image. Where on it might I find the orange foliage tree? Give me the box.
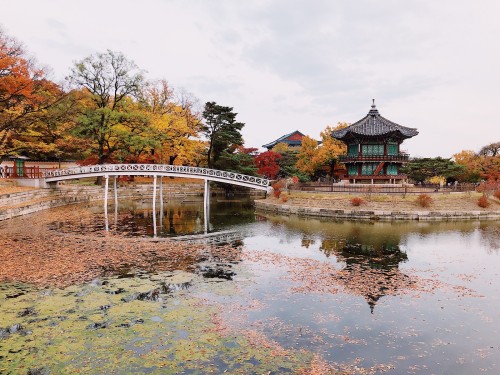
[295,123,348,180]
[0,28,63,158]
[314,123,348,180]
[454,142,500,182]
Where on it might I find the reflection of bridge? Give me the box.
[43,164,270,237]
[171,230,245,245]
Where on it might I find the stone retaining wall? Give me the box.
[255,201,500,221]
[0,184,206,221]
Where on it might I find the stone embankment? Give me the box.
[255,199,500,221]
[0,183,205,221]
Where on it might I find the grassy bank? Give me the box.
[272,190,500,212]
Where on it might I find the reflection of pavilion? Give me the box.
[320,237,412,313]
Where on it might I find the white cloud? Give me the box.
[1,0,499,157]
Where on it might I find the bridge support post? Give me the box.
[153,175,157,238]
[104,175,109,231]
[113,176,118,226]
[113,176,118,206]
[159,176,163,230]
[159,176,163,205]
[204,179,210,234]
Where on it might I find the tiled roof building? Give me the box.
[262,130,305,150]
[331,100,418,184]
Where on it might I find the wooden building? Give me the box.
[331,100,418,184]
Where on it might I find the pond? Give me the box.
[0,197,499,374]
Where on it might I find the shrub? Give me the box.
[494,190,500,200]
[415,194,433,208]
[281,192,289,203]
[350,197,364,206]
[272,180,285,198]
[478,194,491,208]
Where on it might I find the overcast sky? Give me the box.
[2,0,499,157]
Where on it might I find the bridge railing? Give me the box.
[43,164,269,189]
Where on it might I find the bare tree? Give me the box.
[478,142,500,157]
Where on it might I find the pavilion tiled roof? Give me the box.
[331,100,418,140]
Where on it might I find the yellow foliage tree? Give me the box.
[272,142,292,154]
[453,150,482,182]
[139,80,203,165]
[295,123,348,180]
[313,123,348,180]
[295,135,319,177]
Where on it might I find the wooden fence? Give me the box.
[289,182,479,194]
[1,166,56,179]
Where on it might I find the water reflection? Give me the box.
[247,214,499,313]
[319,237,409,312]
[2,200,500,374]
[75,197,257,238]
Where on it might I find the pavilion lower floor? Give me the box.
[343,174,408,184]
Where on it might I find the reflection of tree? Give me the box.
[319,235,411,313]
[479,223,500,254]
[301,236,316,248]
[162,207,197,235]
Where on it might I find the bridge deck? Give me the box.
[44,164,270,191]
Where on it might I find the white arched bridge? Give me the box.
[43,164,270,236]
[43,164,270,191]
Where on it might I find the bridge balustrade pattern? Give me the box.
[43,164,269,190]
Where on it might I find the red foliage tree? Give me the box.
[254,150,282,179]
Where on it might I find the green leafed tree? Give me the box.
[201,101,244,169]
[400,157,465,183]
[67,50,145,164]
[217,147,258,176]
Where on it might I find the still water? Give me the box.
[0,197,499,374]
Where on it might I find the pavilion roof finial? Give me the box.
[368,98,379,116]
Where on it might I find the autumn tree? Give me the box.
[201,102,244,168]
[478,155,500,181]
[476,141,500,181]
[272,142,291,155]
[313,123,348,180]
[295,136,319,178]
[68,50,144,164]
[9,88,89,160]
[454,143,500,182]
[254,150,282,179]
[453,150,482,183]
[135,81,203,165]
[0,28,63,158]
